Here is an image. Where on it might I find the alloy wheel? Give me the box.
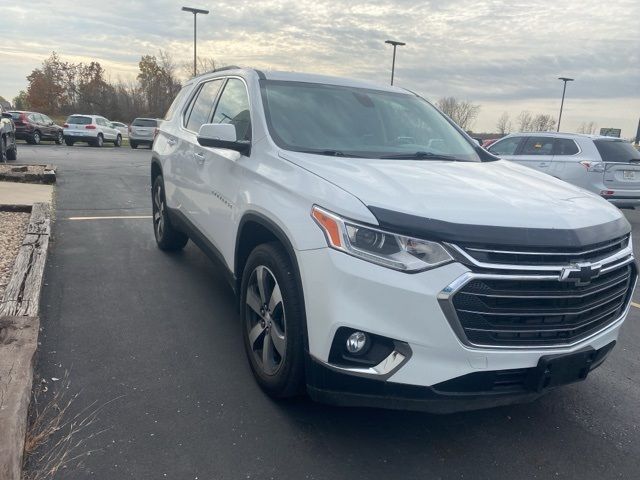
[153,184,165,239]
[245,265,286,376]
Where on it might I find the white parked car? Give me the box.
[63,115,122,147]
[488,132,640,207]
[151,68,635,412]
[129,117,159,149]
[111,121,129,137]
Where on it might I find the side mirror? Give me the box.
[197,123,250,155]
[473,137,483,146]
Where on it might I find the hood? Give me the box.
[279,151,628,245]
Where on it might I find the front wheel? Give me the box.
[55,131,63,145]
[32,131,41,145]
[152,176,188,251]
[241,243,305,398]
[6,142,17,161]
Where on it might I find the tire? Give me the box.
[241,243,305,398]
[32,131,41,145]
[114,135,122,147]
[0,137,6,163]
[65,138,74,146]
[92,134,104,147]
[55,131,63,145]
[6,142,17,161]
[152,175,188,251]
[130,141,138,149]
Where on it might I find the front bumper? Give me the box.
[297,248,629,411]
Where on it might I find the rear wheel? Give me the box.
[92,134,103,147]
[241,243,305,398]
[55,131,63,145]
[0,137,6,163]
[130,141,138,149]
[114,135,122,147]
[64,138,74,146]
[152,175,188,251]
[32,131,41,145]
[6,141,17,161]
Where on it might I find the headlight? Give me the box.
[311,206,452,272]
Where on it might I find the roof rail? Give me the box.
[206,65,242,74]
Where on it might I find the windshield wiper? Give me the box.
[379,151,465,161]
[292,148,364,158]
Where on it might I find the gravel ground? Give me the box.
[0,165,46,175]
[0,211,29,299]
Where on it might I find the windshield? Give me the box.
[260,80,480,161]
[66,115,92,125]
[594,139,640,162]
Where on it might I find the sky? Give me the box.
[1,0,639,136]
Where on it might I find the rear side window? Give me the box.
[96,118,107,126]
[28,114,40,123]
[66,116,92,125]
[184,79,224,132]
[489,136,522,155]
[594,139,640,162]
[212,79,252,141]
[164,87,191,121]
[521,137,554,155]
[554,138,579,155]
[132,119,157,127]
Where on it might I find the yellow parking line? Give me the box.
[68,215,152,220]
[631,302,640,309]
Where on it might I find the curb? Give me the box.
[0,203,51,480]
[0,165,56,184]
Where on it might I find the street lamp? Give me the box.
[182,6,210,77]
[557,77,574,132]
[385,40,405,86]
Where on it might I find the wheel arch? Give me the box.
[151,157,163,185]
[235,212,309,350]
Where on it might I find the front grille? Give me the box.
[450,262,635,347]
[458,235,630,266]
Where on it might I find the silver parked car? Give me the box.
[488,132,640,207]
[129,118,158,149]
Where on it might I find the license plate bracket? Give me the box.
[526,348,597,392]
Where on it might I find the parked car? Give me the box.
[63,115,122,147]
[111,121,129,137]
[482,138,500,148]
[487,132,640,207]
[151,68,635,413]
[129,118,158,149]
[0,106,18,161]
[7,111,63,145]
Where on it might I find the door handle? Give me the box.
[167,138,176,146]
[194,152,205,165]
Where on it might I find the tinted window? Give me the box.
[132,118,157,127]
[594,139,640,162]
[164,86,191,121]
[521,137,554,155]
[489,136,522,155]
[261,81,479,160]
[554,138,579,155]
[41,114,52,124]
[66,115,92,125]
[212,79,252,141]
[8,112,20,120]
[185,79,224,132]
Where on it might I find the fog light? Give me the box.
[346,331,368,354]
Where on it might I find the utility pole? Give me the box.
[182,6,210,77]
[557,77,574,132]
[385,40,406,86]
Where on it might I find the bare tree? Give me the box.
[530,114,556,132]
[496,112,512,135]
[517,111,533,132]
[436,97,480,131]
[577,121,597,134]
[181,56,218,80]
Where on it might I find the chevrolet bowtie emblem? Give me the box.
[559,263,602,285]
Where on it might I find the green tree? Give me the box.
[12,91,29,110]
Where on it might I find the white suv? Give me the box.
[63,115,122,147]
[151,68,636,412]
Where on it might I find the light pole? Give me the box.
[385,40,405,86]
[557,77,574,132]
[182,6,209,77]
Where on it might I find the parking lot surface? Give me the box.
[17,143,640,479]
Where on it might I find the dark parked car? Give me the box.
[0,107,18,162]
[8,111,64,145]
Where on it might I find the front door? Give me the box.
[515,136,555,174]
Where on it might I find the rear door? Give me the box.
[596,139,640,190]
[40,114,55,138]
[515,136,555,174]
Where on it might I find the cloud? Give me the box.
[1,0,639,135]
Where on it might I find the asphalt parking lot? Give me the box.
[15,143,640,479]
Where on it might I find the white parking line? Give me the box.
[68,215,152,220]
[631,302,640,309]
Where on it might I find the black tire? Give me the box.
[0,137,6,163]
[64,138,74,146]
[6,143,17,161]
[241,243,305,398]
[55,131,63,145]
[114,135,122,147]
[32,131,41,145]
[130,141,138,149]
[152,175,188,251]
[92,134,104,147]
